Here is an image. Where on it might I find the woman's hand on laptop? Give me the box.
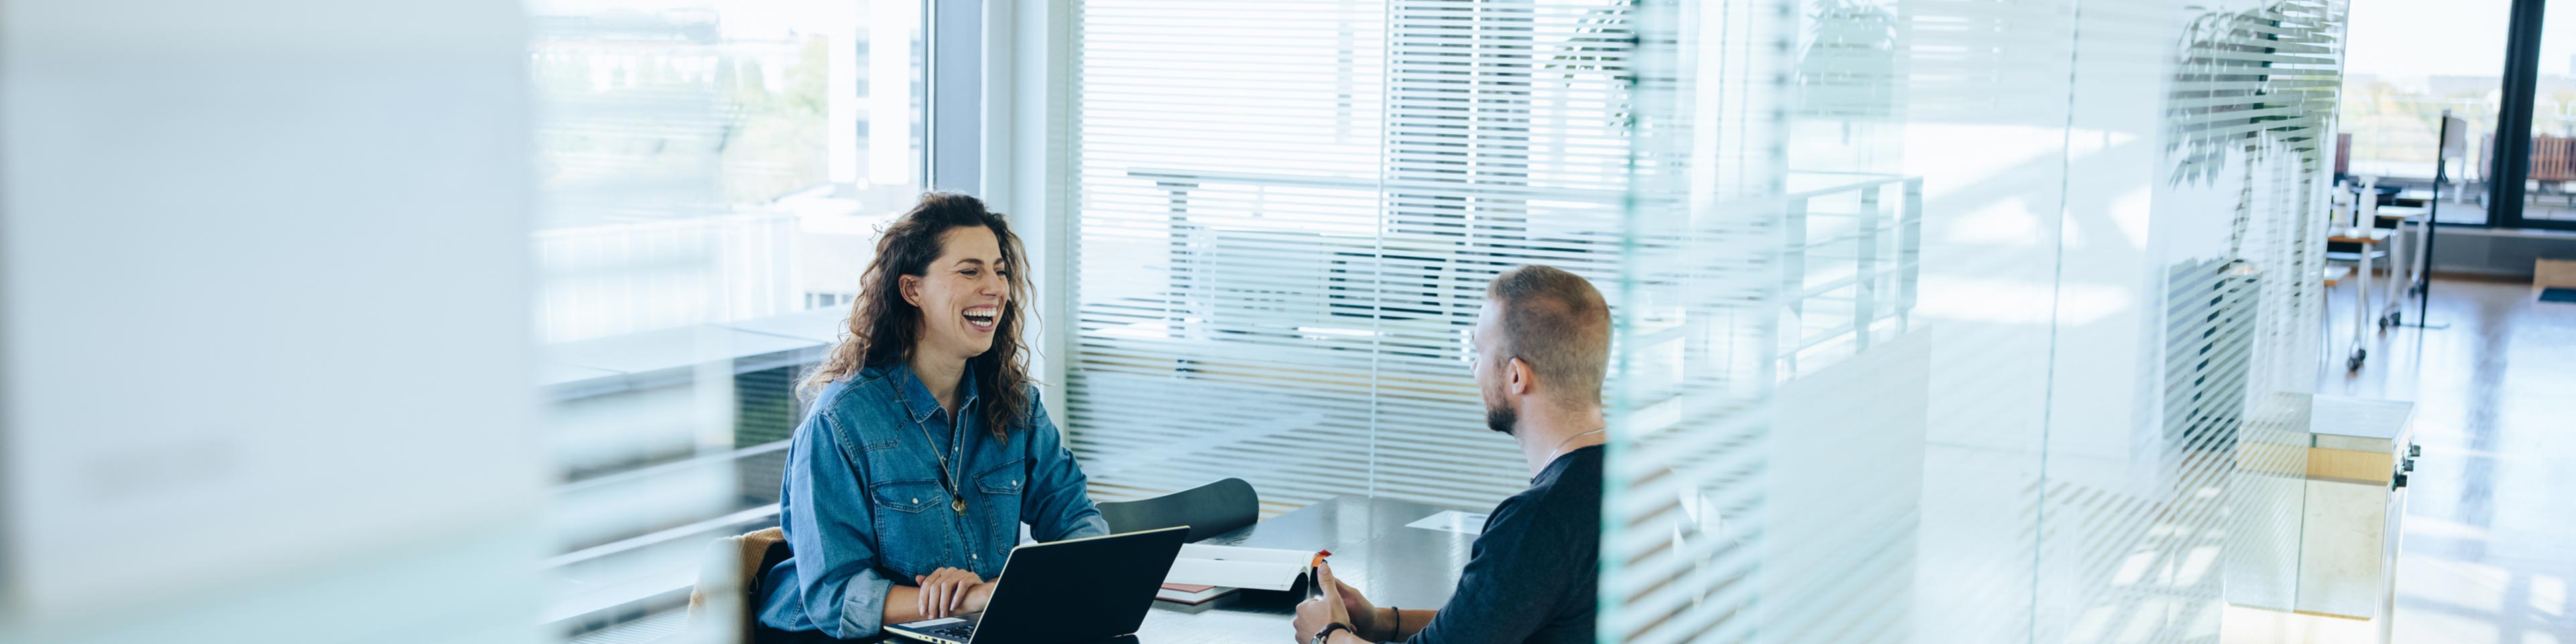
[961,576,996,614]
[914,567,991,618]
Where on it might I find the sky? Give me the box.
[2343,0,2574,78]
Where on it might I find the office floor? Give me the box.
[2229,276,2576,643]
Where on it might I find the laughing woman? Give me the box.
[756,193,1108,642]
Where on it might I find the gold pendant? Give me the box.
[952,498,968,513]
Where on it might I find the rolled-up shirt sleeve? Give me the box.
[781,412,897,638]
[1020,388,1110,541]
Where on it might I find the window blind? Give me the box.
[1067,0,1635,513]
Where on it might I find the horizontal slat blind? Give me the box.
[1071,0,1420,511]
[1068,0,1636,513]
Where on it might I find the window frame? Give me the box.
[928,0,984,194]
[979,0,1079,417]
[2487,0,2565,229]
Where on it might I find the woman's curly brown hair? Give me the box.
[799,192,1033,439]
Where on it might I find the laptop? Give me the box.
[884,526,1189,644]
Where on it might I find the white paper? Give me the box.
[1162,544,1315,591]
[1177,543,1315,565]
[1405,510,1489,535]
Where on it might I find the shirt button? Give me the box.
[972,553,979,559]
[912,498,920,503]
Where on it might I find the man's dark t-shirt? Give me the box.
[1406,444,1601,644]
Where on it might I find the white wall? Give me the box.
[0,2,540,643]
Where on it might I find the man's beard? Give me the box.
[1484,398,1518,435]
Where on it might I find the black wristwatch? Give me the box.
[1311,622,1354,644]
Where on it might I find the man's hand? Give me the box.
[1322,562,1383,639]
[1292,561,1363,643]
[913,567,986,619]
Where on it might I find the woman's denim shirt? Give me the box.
[756,362,1109,638]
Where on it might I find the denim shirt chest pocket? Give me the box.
[972,458,1026,549]
[857,431,955,578]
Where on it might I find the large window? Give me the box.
[2522,3,2576,223]
[2337,0,2506,225]
[2333,0,2576,227]
[2338,0,2511,187]
[1067,0,1635,513]
[525,0,923,635]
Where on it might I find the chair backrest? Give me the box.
[1095,478,1258,542]
[2533,136,2576,182]
[2334,132,2350,178]
[688,527,787,644]
[2485,133,2498,180]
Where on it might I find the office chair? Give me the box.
[1095,478,1259,542]
[688,527,788,644]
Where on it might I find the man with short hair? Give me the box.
[1292,265,1609,644]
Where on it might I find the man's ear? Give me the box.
[1506,357,1533,396]
[900,274,923,307]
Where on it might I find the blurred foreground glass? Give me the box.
[524,0,923,636]
[2,2,539,643]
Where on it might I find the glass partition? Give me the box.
[1604,0,2341,641]
[525,0,925,633]
[1055,0,2347,639]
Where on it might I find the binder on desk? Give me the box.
[1161,544,1323,592]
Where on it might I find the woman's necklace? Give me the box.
[914,400,969,514]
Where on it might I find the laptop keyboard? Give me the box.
[927,623,977,641]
